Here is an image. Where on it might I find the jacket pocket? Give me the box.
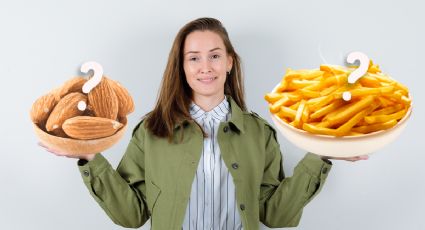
[146,180,161,216]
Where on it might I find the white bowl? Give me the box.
[269,84,412,157]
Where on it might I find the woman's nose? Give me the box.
[199,59,212,73]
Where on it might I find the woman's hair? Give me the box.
[144,17,246,141]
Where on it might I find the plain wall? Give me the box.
[1,0,424,229]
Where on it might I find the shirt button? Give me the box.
[223,126,229,133]
[322,167,328,174]
[83,170,90,177]
[240,204,245,211]
[232,163,239,169]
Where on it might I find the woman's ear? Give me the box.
[227,55,233,72]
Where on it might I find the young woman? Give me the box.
[41,17,367,230]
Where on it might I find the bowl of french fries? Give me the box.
[265,62,412,157]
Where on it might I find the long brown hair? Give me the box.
[144,17,246,141]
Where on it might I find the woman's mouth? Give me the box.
[197,77,218,83]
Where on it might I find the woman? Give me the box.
[41,17,367,230]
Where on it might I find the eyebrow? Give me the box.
[184,47,222,55]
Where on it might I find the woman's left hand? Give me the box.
[321,155,369,162]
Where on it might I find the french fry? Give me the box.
[293,100,306,128]
[276,80,288,92]
[269,95,290,113]
[323,101,355,122]
[324,95,375,127]
[320,85,339,96]
[394,82,409,93]
[310,100,345,120]
[277,106,297,120]
[348,86,394,98]
[301,105,310,123]
[287,79,320,90]
[368,63,381,73]
[335,108,370,136]
[289,101,301,110]
[371,104,404,115]
[285,92,303,101]
[264,93,284,103]
[299,89,322,98]
[335,101,380,136]
[352,119,397,134]
[364,109,407,124]
[266,61,411,137]
[308,94,335,111]
[371,73,392,83]
[303,123,339,136]
[359,75,381,88]
[320,64,349,75]
[346,131,364,136]
[378,96,396,107]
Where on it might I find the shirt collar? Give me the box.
[174,95,245,133]
[189,96,230,122]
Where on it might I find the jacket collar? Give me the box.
[174,95,245,133]
[227,95,245,133]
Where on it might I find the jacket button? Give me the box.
[223,126,229,133]
[322,167,328,174]
[232,163,239,169]
[83,170,90,177]
[240,204,245,211]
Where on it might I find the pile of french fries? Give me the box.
[265,61,411,137]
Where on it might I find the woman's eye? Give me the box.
[211,54,220,59]
[189,57,198,61]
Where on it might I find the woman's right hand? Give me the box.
[38,142,96,161]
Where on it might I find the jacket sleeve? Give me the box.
[77,121,149,228]
[259,124,332,228]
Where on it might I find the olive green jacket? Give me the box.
[78,96,332,229]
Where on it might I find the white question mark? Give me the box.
[342,51,370,101]
[77,61,104,111]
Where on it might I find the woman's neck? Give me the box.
[193,94,225,112]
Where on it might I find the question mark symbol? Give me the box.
[77,61,104,111]
[342,51,370,101]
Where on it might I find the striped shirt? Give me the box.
[182,96,243,230]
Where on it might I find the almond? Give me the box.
[88,77,119,120]
[30,93,58,128]
[45,92,87,132]
[106,77,135,117]
[55,77,87,101]
[49,127,69,138]
[62,116,123,139]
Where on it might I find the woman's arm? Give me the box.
[259,125,332,228]
[78,124,149,228]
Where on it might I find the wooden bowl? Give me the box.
[33,117,127,156]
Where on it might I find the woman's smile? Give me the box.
[197,76,218,84]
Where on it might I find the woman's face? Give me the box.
[183,30,233,100]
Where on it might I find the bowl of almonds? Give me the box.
[30,76,134,155]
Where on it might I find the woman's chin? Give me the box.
[193,90,225,99]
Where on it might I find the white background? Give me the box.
[1,0,424,229]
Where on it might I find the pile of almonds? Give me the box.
[30,76,134,140]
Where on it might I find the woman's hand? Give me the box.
[38,142,96,161]
[321,155,369,162]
